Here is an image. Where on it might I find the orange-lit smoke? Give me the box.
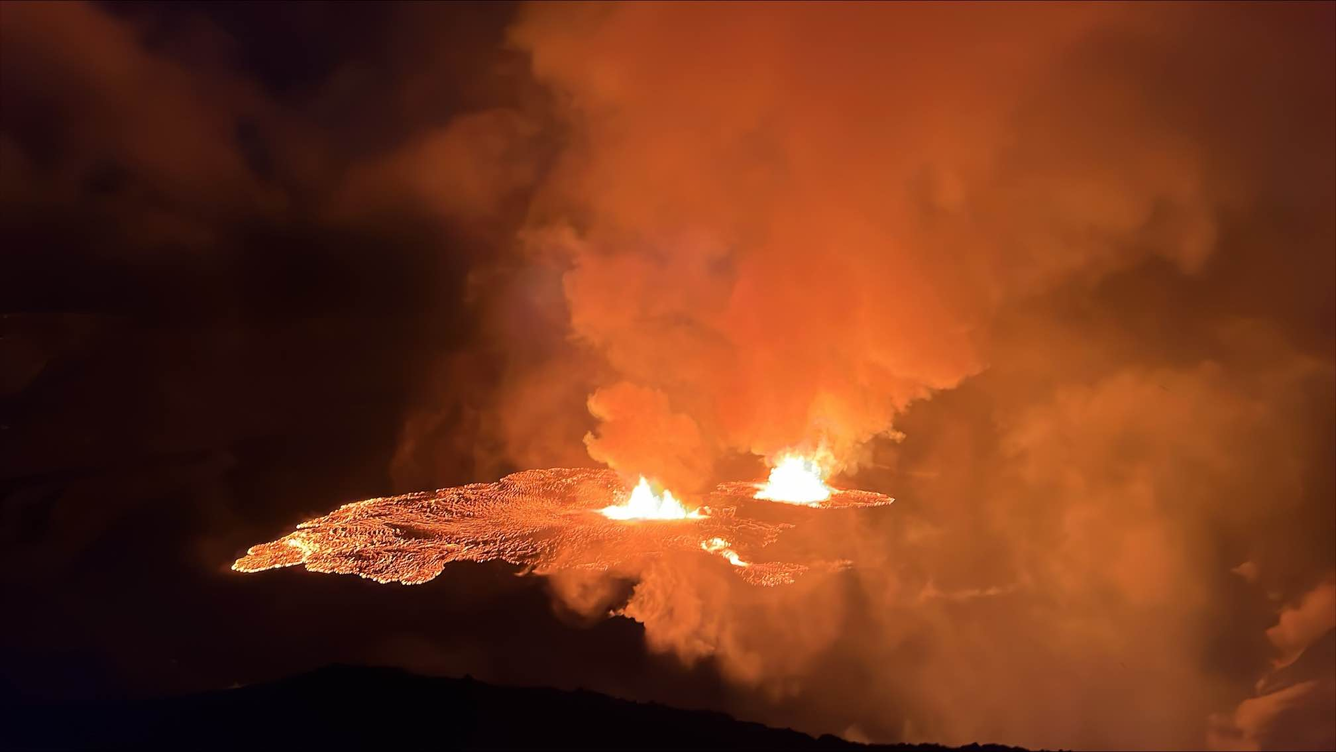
[469,3,1336,750]
[504,2,1240,487]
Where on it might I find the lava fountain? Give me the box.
[713,451,895,510]
[754,454,834,505]
[599,476,705,520]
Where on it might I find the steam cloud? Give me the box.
[444,4,1333,750]
[504,3,1236,487]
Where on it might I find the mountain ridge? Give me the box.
[6,663,1046,750]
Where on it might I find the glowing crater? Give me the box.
[232,467,894,589]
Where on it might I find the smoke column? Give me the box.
[441,3,1334,749]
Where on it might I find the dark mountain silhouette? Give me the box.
[5,664,1041,751]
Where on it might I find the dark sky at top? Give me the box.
[1,3,1333,750]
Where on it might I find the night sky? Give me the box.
[2,3,1333,750]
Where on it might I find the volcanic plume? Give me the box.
[224,4,1332,748]
[412,5,1331,750]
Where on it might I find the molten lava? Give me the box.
[232,468,824,587]
[233,467,894,590]
[701,537,750,567]
[600,476,704,520]
[755,454,834,505]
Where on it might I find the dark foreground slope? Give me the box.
[5,664,1036,751]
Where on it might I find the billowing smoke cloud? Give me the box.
[1210,579,1336,751]
[444,2,1334,750]
[493,3,1298,487]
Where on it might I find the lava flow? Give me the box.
[233,468,812,587]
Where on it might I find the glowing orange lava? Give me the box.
[711,452,895,509]
[599,476,704,520]
[233,468,816,587]
[755,454,834,505]
[701,537,750,567]
[233,467,895,590]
